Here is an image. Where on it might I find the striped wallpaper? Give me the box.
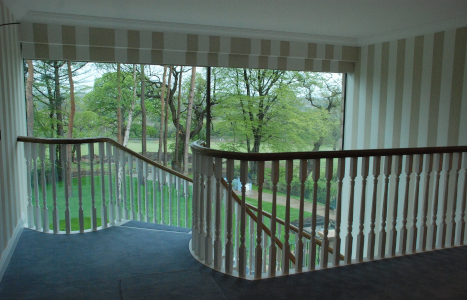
[19,22,357,73]
[0,0,27,279]
[345,26,467,150]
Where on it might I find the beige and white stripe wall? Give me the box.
[345,27,467,150]
[19,22,357,73]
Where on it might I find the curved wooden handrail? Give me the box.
[246,204,345,261]
[191,140,467,161]
[17,136,192,183]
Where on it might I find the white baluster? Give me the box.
[115,148,121,222]
[389,155,402,256]
[345,157,357,264]
[450,153,462,247]
[459,153,467,245]
[296,159,307,272]
[410,154,424,253]
[63,144,71,233]
[152,165,158,223]
[204,156,214,265]
[334,157,345,267]
[192,152,199,253]
[277,223,282,272]
[249,217,254,275]
[184,180,189,228]
[214,157,223,270]
[282,160,293,275]
[378,156,392,258]
[321,158,334,268]
[198,155,206,260]
[76,145,84,233]
[367,156,381,260]
[168,173,173,225]
[420,154,434,251]
[235,200,240,270]
[89,144,97,231]
[225,159,234,274]
[32,143,41,231]
[238,160,248,278]
[128,155,136,220]
[399,155,413,255]
[106,143,115,225]
[439,153,452,248]
[99,142,107,229]
[356,157,369,262]
[269,160,279,276]
[429,153,443,250]
[309,159,320,270]
[50,145,59,233]
[254,161,265,278]
[177,176,181,227]
[160,168,166,224]
[137,158,143,221]
[39,144,49,233]
[24,143,34,229]
[121,151,128,220]
[144,162,149,222]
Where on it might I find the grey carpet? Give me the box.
[121,269,227,300]
[1,221,466,299]
[122,220,191,233]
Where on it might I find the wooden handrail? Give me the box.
[220,178,294,264]
[246,204,345,261]
[191,141,467,161]
[17,136,193,183]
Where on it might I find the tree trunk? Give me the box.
[117,63,123,144]
[164,66,173,165]
[158,66,167,162]
[174,68,183,170]
[184,67,196,174]
[66,62,75,194]
[26,60,34,137]
[123,65,137,147]
[54,62,64,181]
[140,64,147,156]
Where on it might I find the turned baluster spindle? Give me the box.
[439,153,453,248]
[255,161,265,279]
[144,162,150,223]
[192,152,199,253]
[450,153,462,247]
[321,158,334,268]
[389,155,402,257]
[106,143,115,225]
[459,153,467,245]
[249,218,254,274]
[159,168,166,225]
[99,142,107,228]
[168,173,173,226]
[121,152,128,220]
[128,155,136,220]
[177,176,181,227]
[137,158,143,221]
[24,143,34,229]
[39,144,49,233]
[32,143,41,231]
[269,160,279,276]
[238,160,248,277]
[214,157,223,270]
[367,156,381,260]
[296,159,307,272]
[421,154,433,251]
[76,145,84,233]
[399,155,413,255]
[282,160,293,275]
[378,156,392,258]
[197,155,206,260]
[345,157,358,264]
[89,144,97,231]
[430,153,443,250]
[309,159,320,270]
[115,148,121,222]
[152,165,158,224]
[356,156,369,262]
[409,154,423,253]
[333,157,345,267]
[62,144,71,233]
[204,156,214,265]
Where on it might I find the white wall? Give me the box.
[0,0,27,281]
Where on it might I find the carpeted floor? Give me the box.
[1,221,466,299]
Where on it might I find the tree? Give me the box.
[158,66,167,162]
[66,61,76,193]
[184,67,196,174]
[174,68,183,168]
[117,63,123,144]
[123,65,138,147]
[164,66,173,165]
[26,60,34,136]
[140,64,147,155]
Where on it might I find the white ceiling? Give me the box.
[4,0,467,45]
